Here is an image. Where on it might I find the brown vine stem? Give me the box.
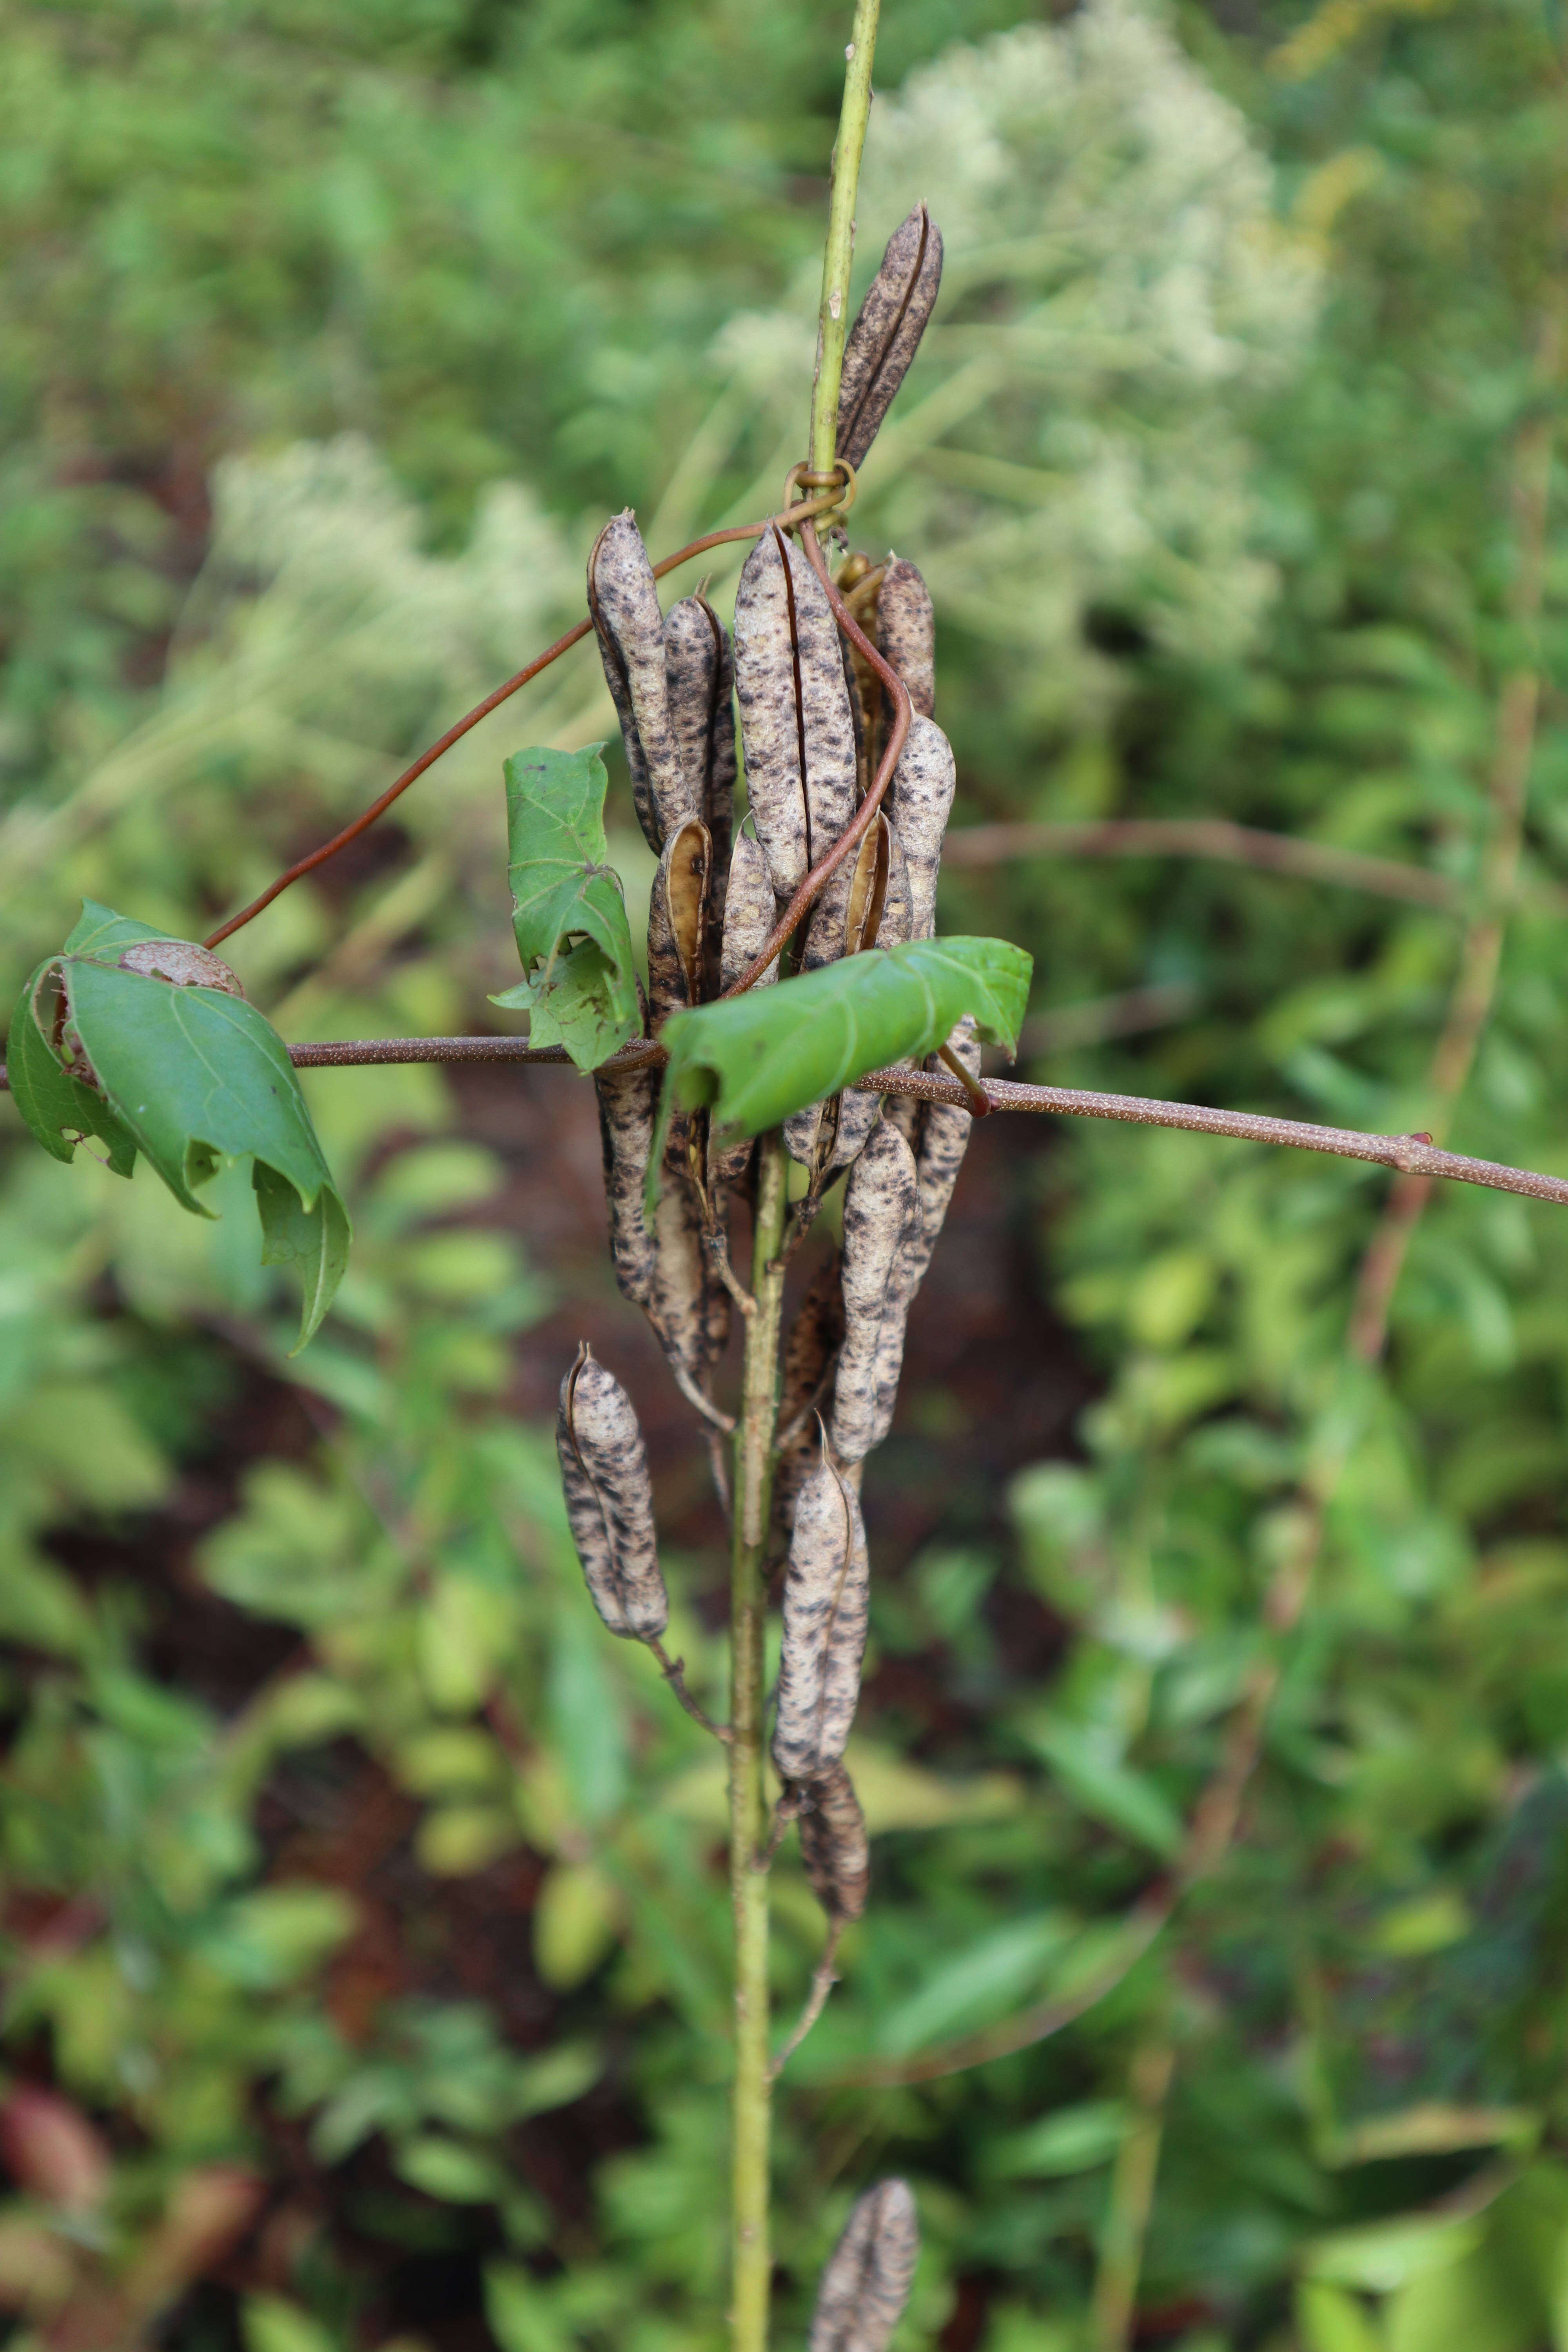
[941,817,1474,910]
[10,1045,1568,1214]
[199,487,845,953]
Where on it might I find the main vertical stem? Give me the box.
[728,1131,789,2352]
[810,0,883,479]
[730,17,882,2341]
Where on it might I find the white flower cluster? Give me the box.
[718,0,1319,693]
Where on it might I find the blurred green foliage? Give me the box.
[7,0,1568,2347]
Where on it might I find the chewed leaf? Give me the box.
[8,901,350,1350]
[503,743,640,1071]
[647,935,1031,1212]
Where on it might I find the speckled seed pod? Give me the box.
[828,1118,919,1466]
[772,1452,869,1786]
[733,528,857,900]
[784,818,890,1171]
[709,830,780,1185]
[593,1058,658,1308]
[821,826,916,1175]
[887,717,955,943]
[772,1249,846,1543]
[556,1346,668,1641]
[589,511,698,853]
[797,1759,870,1924]
[836,202,944,472]
[650,1171,729,1391]
[808,2179,919,2352]
[663,595,735,930]
[876,558,935,721]
[869,1019,981,1446]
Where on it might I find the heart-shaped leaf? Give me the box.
[498,744,640,1071]
[647,934,1032,1211]
[7,901,349,1350]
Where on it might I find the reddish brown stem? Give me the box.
[200,490,846,952]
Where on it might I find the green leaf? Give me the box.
[501,743,639,1072]
[648,933,1033,1212]
[7,960,137,1174]
[1024,1715,1185,1859]
[9,901,350,1350]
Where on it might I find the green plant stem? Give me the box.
[1090,2039,1176,2352]
[809,0,882,477]
[728,1130,789,2352]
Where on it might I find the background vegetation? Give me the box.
[5,1,1568,2347]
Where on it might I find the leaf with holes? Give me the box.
[7,900,349,1350]
[647,934,1031,1212]
[497,743,640,1071]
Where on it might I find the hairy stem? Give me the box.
[728,1132,789,2352]
[809,0,882,477]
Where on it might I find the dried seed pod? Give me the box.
[798,1759,870,1924]
[651,1172,720,1391]
[887,717,955,942]
[876,558,934,721]
[663,594,736,920]
[772,1451,869,1785]
[590,511,698,853]
[646,818,711,1030]
[829,1119,918,1466]
[710,829,780,1186]
[733,528,857,900]
[836,202,944,471]
[773,1249,846,1542]
[594,1057,658,1308]
[818,827,915,1175]
[869,1018,981,1446]
[836,554,886,792]
[784,818,892,1171]
[809,2179,919,2352]
[556,1345,668,1641]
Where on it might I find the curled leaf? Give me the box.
[589,510,698,851]
[733,528,857,900]
[836,202,944,470]
[809,2179,919,2352]
[499,744,641,1072]
[772,1448,869,1785]
[8,901,348,1350]
[649,935,1032,1209]
[556,1345,668,1641]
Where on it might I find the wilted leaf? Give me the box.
[648,934,1031,1210]
[498,744,640,1071]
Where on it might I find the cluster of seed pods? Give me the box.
[557,204,953,2346]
